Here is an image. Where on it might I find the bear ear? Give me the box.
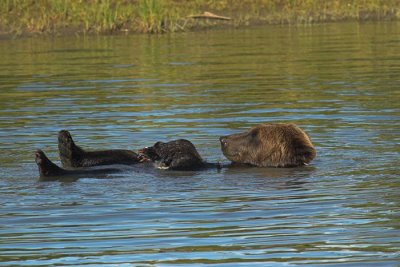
[249,128,262,146]
[249,128,261,140]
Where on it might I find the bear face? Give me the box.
[220,123,316,167]
[139,139,204,170]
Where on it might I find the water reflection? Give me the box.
[0,22,399,266]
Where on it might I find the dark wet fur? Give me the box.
[58,130,140,168]
[35,150,67,180]
[35,149,123,181]
[139,139,207,170]
[37,134,221,181]
[220,123,316,167]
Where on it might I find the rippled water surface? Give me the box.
[0,22,399,266]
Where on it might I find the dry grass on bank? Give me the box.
[1,0,399,36]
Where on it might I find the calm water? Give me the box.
[0,22,399,266]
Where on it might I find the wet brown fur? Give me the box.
[139,139,205,170]
[220,123,316,167]
[36,133,207,180]
[35,149,66,179]
[35,149,123,180]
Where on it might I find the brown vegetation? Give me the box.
[0,0,399,36]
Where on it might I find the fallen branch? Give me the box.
[188,11,231,21]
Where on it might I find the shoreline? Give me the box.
[1,17,398,40]
[1,0,399,39]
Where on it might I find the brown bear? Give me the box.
[139,139,206,170]
[36,133,210,180]
[58,130,141,168]
[35,150,123,181]
[58,130,206,170]
[219,123,316,167]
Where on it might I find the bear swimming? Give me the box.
[219,123,316,167]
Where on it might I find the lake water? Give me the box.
[0,22,399,266]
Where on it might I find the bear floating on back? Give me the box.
[36,131,208,180]
[220,123,316,167]
[35,124,316,180]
